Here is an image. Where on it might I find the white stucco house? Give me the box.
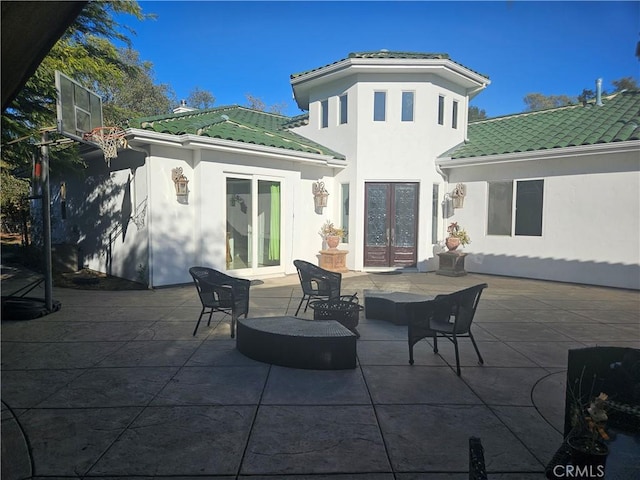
[55,51,640,289]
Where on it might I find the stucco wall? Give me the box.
[292,73,471,271]
[442,148,640,289]
[142,144,342,287]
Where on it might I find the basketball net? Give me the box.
[83,127,126,166]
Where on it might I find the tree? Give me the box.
[245,93,288,115]
[187,87,215,110]
[0,1,149,238]
[522,76,638,112]
[523,93,575,112]
[245,93,266,111]
[611,77,638,92]
[468,105,487,122]
[101,48,176,126]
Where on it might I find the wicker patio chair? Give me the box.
[408,283,488,375]
[293,259,342,316]
[189,266,250,338]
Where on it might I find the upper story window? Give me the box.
[339,94,348,124]
[320,99,329,128]
[374,91,386,121]
[402,91,414,122]
[437,95,445,125]
[452,100,459,129]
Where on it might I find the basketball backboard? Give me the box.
[55,70,103,142]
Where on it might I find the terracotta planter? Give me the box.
[325,235,340,249]
[445,237,461,251]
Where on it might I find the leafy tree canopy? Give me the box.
[468,105,487,122]
[523,77,638,112]
[245,93,288,115]
[187,87,215,110]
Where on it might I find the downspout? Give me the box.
[435,161,449,248]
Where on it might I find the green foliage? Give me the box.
[101,48,176,127]
[0,168,31,240]
[611,77,638,92]
[187,87,215,110]
[468,105,487,122]
[523,77,638,112]
[523,93,575,112]
[0,1,166,238]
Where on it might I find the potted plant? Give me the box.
[446,222,471,251]
[319,220,345,249]
[566,385,610,467]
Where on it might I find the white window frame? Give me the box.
[374,91,386,122]
[401,91,415,122]
[487,179,545,237]
[320,99,329,128]
[339,94,348,125]
[437,95,445,125]
[452,100,459,129]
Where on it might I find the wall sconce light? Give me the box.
[452,183,466,209]
[313,181,329,214]
[172,167,189,199]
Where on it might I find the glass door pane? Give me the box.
[226,178,252,269]
[257,180,280,267]
[393,184,417,248]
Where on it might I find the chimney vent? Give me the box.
[596,78,603,106]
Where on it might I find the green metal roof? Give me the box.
[129,106,345,159]
[448,91,640,159]
[291,51,489,80]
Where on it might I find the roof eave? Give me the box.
[126,128,347,167]
[436,141,640,169]
[291,58,490,110]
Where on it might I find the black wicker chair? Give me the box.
[189,266,250,338]
[408,283,488,375]
[293,259,341,316]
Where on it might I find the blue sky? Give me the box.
[116,1,639,118]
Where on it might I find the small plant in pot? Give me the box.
[319,220,345,249]
[445,222,470,251]
[567,381,610,468]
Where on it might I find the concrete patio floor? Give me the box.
[2,266,639,479]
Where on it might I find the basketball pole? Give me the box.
[40,130,54,311]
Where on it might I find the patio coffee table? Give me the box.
[364,290,433,325]
[236,316,356,370]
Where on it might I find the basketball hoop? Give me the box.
[83,126,127,165]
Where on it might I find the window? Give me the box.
[341,183,349,242]
[402,91,414,121]
[487,180,544,236]
[374,91,386,121]
[437,95,445,125]
[452,100,458,129]
[515,180,544,236]
[432,184,439,244]
[320,99,328,128]
[339,94,348,124]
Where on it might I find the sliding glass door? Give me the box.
[226,176,281,272]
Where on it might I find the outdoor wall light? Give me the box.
[452,183,466,209]
[313,180,329,214]
[171,167,189,199]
